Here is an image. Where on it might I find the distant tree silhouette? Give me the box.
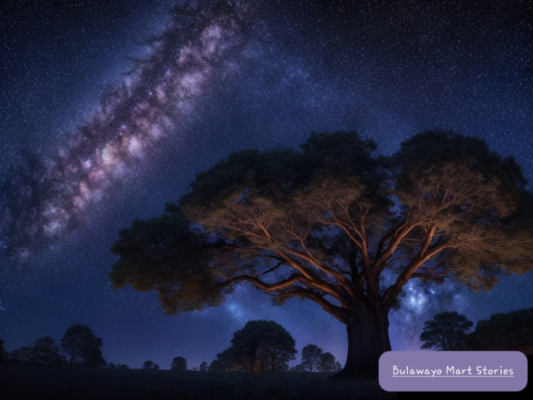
[209,348,239,371]
[171,356,187,371]
[60,323,106,366]
[110,130,533,378]
[420,311,473,350]
[465,307,533,353]
[143,360,154,369]
[153,364,160,370]
[0,337,6,363]
[226,320,297,373]
[319,352,338,372]
[107,362,116,368]
[33,336,63,367]
[10,346,37,364]
[301,344,322,372]
[117,364,130,369]
[199,361,208,371]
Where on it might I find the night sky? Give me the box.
[1,0,532,370]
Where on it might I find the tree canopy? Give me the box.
[33,336,64,367]
[319,352,342,373]
[419,311,473,351]
[110,130,533,377]
[7,336,66,366]
[301,344,322,372]
[60,323,106,367]
[294,344,341,372]
[171,356,187,371]
[209,320,296,373]
[464,307,533,353]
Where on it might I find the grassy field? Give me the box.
[0,365,397,399]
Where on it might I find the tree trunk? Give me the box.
[335,304,391,379]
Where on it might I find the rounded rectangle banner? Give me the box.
[379,351,528,392]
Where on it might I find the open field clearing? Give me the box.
[0,365,396,400]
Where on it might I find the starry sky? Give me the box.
[1,0,532,370]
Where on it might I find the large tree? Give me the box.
[110,131,533,377]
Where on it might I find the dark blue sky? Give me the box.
[1,0,532,370]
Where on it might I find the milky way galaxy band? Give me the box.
[0,0,257,261]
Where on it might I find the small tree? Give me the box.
[319,352,337,372]
[33,336,62,367]
[301,344,322,372]
[117,364,130,369]
[199,361,208,371]
[60,323,106,366]
[220,320,297,373]
[420,311,473,350]
[153,364,160,370]
[170,356,187,371]
[107,362,116,368]
[143,360,154,369]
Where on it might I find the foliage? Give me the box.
[33,336,64,367]
[464,307,533,354]
[117,364,130,369]
[210,347,239,371]
[319,352,339,372]
[171,356,187,371]
[10,346,37,364]
[419,311,473,350]
[199,361,208,371]
[296,345,341,372]
[8,336,64,366]
[154,364,160,370]
[143,360,154,369]
[109,208,226,314]
[210,320,297,373]
[110,130,533,376]
[107,362,116,368]
[60,323,106,367]
[301,344,322,372]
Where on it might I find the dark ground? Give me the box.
[0,365,397,400]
